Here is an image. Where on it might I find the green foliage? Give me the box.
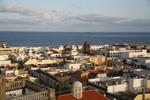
[56,82,71,91]
[107,70,123,77]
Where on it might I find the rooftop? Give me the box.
[57,90,109,100]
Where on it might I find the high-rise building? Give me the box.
[83,41,91,54]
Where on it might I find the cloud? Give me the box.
[0,18,44,25]
[121,19,150,26]
[0,4,52,19]
[69,14,126,24]
[0,4,150,27]
[71,14,150,26]
[52,9,65,16]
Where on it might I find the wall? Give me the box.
[0,75,5,100]
[107,83,128,93]
[0,60,11,66]
[134,94,150,100]
[6,89,22,99]
[147,80,150,89]
[65,63,81,71]
[129,78,146,91]
[89,56,106,65]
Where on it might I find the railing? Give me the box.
[6,81,26,91]
[6,91,49,100]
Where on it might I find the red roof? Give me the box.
[79,78,88,83]
[4,66,15,70]
[57,90,109,100]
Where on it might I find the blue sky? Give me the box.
[0,0,150,32]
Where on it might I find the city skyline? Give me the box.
[0,0,150,32]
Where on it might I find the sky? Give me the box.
[0,0,150,32]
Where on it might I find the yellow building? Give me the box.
[5,76,18,81]
[25,59,63,65]
[0,48,19,55]
[81,71,89,78]
[89,55,106,65]
[147,80,150,89]
[134,94,150,100]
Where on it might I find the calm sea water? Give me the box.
[0,31,150,47]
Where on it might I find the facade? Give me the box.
[121,50,147,59]
[50,53,62,57]
[130,57,150,70]
[91,45,104,50]
[134,93,150,100]
[64,63,82,71]
[70,50,78,56]
[0,48,19,55]
[0,55,11,66]
[0,75,5,100]
[107,82,128,93]
[25,59,63,65]
[25,66,60,89]
[89,55,106,65]
[4,80,56,100]
[147,80,150,89]
[103,49,147,59]
[0,55,9,61]
[0,60,11,66]
[4,69,19,76]
[129,77,147,92]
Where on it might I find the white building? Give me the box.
[88,73,108,83]
[131,57,150,70]
[6,88,34,99]
[50,53,62,57]
[70,50,78,56]
[91,45,104,50]
[0,55,11,66]
[121,50,147,59]
[64,63,82,71]
[107,82,128,93]
[0,60,11,66]
[128,77,147,92]
[73,55,89,64]
[6,89,22,99]
[3,69,19,76]
[103,49,147,59]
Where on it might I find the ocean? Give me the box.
[0,31,150,47]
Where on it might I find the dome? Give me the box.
[72,81,82,99]
[73,81,82,87]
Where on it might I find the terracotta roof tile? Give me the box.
[57,90,109,100]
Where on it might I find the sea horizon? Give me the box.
[0,31,150,47]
